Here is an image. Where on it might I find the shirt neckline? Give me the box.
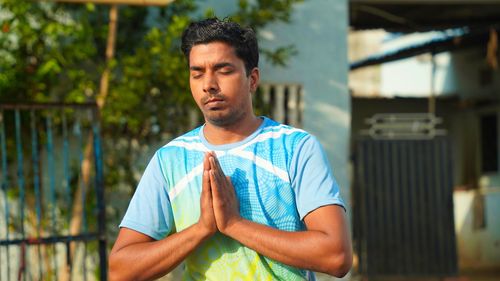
[199,117,268,151]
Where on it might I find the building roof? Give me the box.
[350,0,500,32]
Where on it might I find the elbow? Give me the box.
[324,249,353,278]
[108,253,125,281]
[108,256,117,281]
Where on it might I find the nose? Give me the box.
[203,72,219,95]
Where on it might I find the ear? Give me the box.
[249,67,260,93]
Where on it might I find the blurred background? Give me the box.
[0,0,499,280]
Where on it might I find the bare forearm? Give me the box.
[109,224,210,281]
[224,219,352,277]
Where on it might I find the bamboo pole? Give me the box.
[58,6,118,281]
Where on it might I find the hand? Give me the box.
[197,153,217,237]
[208,153,241,234]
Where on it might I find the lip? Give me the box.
[205,98,224,105]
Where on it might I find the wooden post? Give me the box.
[97,4,119,109]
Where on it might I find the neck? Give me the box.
[203,114,262,145]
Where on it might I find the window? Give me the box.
[255,83,303,127]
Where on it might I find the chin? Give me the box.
[205,112,243,127]
[207,117,235,126]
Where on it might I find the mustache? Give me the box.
[201,94,225,104]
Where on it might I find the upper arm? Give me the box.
[119,152,174,240]
[303,205,353,276]
[290,135,346,220]
[110,227,155,255]
[303,205,350,239]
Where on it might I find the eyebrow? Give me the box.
[189,62,235,72]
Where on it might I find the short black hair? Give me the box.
[181,17,259,75]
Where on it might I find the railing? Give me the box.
[0,103,106,281]
[257,83,303,127]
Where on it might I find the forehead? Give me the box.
[189,41,242,66]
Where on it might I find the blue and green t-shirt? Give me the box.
[120,117,345,280]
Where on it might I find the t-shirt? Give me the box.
[120,117,345,280]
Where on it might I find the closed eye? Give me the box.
[214,63,235,75]
[218,68,234,75]
[191,72,203,79]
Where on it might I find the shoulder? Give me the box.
[156,126,203,151]
[258,117,311,146]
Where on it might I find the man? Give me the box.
[109,18,352,281]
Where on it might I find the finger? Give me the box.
[209,170,220,198]
[210,155,225,178]
[209,156,219,176]
[203,152,211,172]
[202,170,211,197]
[225,176,236,196]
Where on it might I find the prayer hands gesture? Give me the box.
[198,152,241,236]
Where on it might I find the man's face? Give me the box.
[189,41,259,127]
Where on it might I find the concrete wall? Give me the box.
[454,188,500,269]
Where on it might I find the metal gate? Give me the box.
[0,103,106,281]
[353,137,458,279]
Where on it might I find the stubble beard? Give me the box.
[204,106,246,127]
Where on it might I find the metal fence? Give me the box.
[353,137,457,278]
[0,103,106,281]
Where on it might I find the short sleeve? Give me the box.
[290,135,346,220]
[119,152,174,240]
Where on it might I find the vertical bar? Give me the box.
[297,86,304,127]
[407,140,418,275]
[423,140,434,274]
[30,110,43,280]
[415,140,425,275]
[400,141,411,275]
[431,140,441,275]
[0,110,11,281]
[15,110,26,281]
[62,111,73,279]
[260,84,271,117]
[62,112,71,227]
[383,141,393,274]
[434,139,445,275]
[287,85,299,127]
[390,141,401,275]
[46,113,58,280]
[444,138,458,274]
[74,116,88,281]
[374,140,384,275]
[92,110,107,281]
[417,140,428,275]
[365,140,376,277]
[356,139,368,275]
[274,85,286,123]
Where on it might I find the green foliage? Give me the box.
[0,0,99,102]
[1,0,303,136]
